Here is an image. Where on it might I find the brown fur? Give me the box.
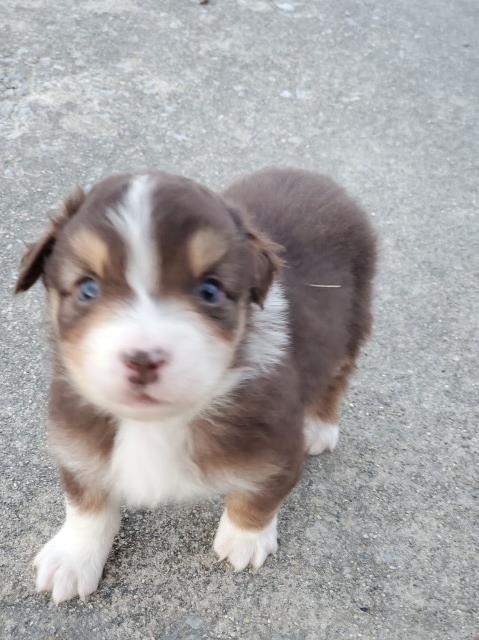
[308,358,356,424]
[224,168,376,418]
[187,228,228,278]
[17,167,375,541]
[226,492,278,530]
[69,228,109,278]
[60,468,109,513]
[192,359,305,528]
[49,373,116,461]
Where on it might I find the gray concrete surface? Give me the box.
[1,0,478,638]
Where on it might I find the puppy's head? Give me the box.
[16,172,282,420]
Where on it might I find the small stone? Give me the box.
[276,2,295,11]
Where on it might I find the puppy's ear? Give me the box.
[15,187,85,293]
[245,225,284,308]
[226,203,283,307]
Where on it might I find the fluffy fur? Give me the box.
[16,167,376,603]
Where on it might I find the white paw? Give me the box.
[304,419,339,455]
[34,529,106,603]
[213,510,278,571]
[33,503,119,604]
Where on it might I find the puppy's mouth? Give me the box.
[129,390,164,406]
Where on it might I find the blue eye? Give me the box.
[197,278,223,304]
[78,277,100,302]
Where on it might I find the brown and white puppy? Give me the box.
[16,167,376,604]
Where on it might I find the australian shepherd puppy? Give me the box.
[16,167,376,603]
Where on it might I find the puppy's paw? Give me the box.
[213,510,277,571]
[34,528,107,604]
[304,419,339,455]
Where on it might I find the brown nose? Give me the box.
[121,349,169,385]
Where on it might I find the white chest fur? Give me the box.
[109,417,210,508]
[109,417,259,508]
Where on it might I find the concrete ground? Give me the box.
[1,0,477,638]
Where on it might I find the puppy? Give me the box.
[16,167,376,603]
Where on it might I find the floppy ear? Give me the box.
[245,225,284,308]
[15,187,86,293]
[226,202,284,307]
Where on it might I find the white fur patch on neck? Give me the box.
[110,417,203,507]
[244,281,289,375]
[108,174,157,295]
[109,416,258,507]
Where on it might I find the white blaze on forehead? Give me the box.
[107,174,157,295]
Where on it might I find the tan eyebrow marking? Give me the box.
[70,228,109,277]
[188,228,227,277]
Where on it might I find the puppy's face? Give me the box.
[17,172,280,420]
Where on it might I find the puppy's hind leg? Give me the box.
[304,418,340,455]
[304,359,355,455]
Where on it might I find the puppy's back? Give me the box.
[224,167,377,405]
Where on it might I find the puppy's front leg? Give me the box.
[214,490,284,571]
[34,471,120,604]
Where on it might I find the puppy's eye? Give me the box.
[77,277,100,302]
[196,277,223,304]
